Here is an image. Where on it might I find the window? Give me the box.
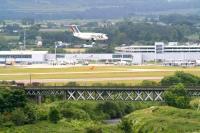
[0,54,32,58]
[123,54,132,58]
[112,54,122,58]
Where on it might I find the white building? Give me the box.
[115,42,200,63]
[47,53,142,64]
[0,51,48,64]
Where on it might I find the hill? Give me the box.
[121,106,200,133]
[1,0,200,19]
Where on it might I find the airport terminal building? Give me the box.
[1,42,200,65]
[0,51,48,64]
[0,50,141,64]
[115,42,200,63]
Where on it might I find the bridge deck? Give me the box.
[24,86,200,102]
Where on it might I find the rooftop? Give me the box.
[0,51,48,55]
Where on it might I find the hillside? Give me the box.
[121,106,200,133]
[1,0,200,19]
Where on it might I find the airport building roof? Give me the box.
[0,51,48,55]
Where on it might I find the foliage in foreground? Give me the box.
[0,120,122,133]
[160,71,200,86]
[163,83,190,109]
[120,106,200,133]
[48,107,60,123]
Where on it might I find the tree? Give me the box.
[11,108,27,126]
[24,105,37,124]
[160,76,181,86]
[48,107,60,123]
[160,71,200,86]
[163,83,190,109]
[175,71,199,86]
[97,101,126,118]
[0,88,27,113]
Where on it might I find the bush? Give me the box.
[0,88,27,113]
[160,76,181,86]
[120,118,132,133]
[97,101,126,119]
[163,83,190,108]
[60,107,90,120]
[24,105,37,124]
[175,71,200,86]
[85,126,103,133]
[48,107,60,123]
[11,108,27,126]
[65,82,79,86]
[37,109,48,121]
[190,98,200,110]
[0,113,3,125]
[160,71,200,86]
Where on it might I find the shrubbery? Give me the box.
[189,98,200,110]
[120,118,132,133]
[160,71,200,86]
[0,88,27,113]
[61,107,90,120]
[97,101,134,119]
[163,83,190,108]
[85,126,103,133]
[11,108,27,126]
[24,105,37,124]
[48,107,60,123]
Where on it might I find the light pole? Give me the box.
[55,42,57,62]
[23,28,26,50]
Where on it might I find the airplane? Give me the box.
[69,25,108,42]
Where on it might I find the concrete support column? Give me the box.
[63,91,67,100]
[37,95,42,104]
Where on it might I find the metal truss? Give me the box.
[25,87,200,101]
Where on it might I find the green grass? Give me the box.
[122,106,200,133]
[0,120,122,133]
[1,66,200,86]
[0,34,19,41]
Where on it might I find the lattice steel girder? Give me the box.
[67,90,76,100]
[154,91,163,101]
[96,91,104,100]
[25,88,200,101]
[77,91,85,100]
[86,91,95,100]
[135,91,143,101]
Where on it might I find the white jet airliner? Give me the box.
[70,25,108,42]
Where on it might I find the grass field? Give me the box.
[1,65,200,85]
[122,106,200,133]
[0,120,121,133]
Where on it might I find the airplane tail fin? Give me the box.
[70,25,80,33]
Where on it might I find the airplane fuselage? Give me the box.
[73,32,108,41]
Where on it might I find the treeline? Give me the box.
[1,17,200,51]
[159,14,200,26]
[101,21,199,45]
